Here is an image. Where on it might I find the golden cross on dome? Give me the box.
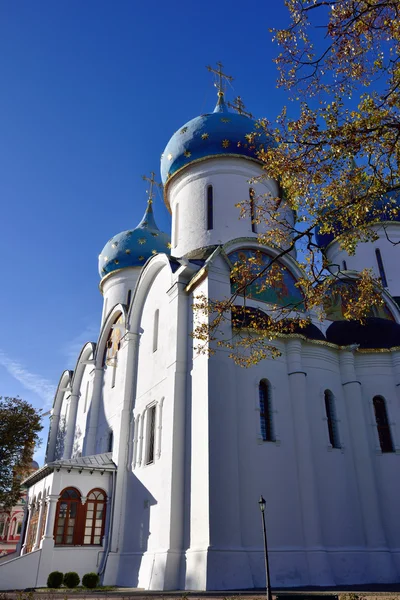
[142,171,162,203]
[227,96,253,118]
[206,61,234,96]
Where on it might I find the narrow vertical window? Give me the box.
[373,396,394,453]
[107,431,114,453]
[126,289,132,307]
[207,185,213,230]
[259,380,274,442]
[146,406,156,464]
[174,203,179,248]
[153,309,159,352]
[342,260,347,271]
[375,249,388,287]
[250,188,256,233]
[324,390,341,449]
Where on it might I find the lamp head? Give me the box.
[259,495,266,512]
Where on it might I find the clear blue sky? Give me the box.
[0,0,293,462]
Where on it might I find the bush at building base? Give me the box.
[47,571,63,588]
[82,572,100,588]
[63,572,80,588]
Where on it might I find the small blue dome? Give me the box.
[161,94,273,185]
[98,202,170,278]
[315,188,400,249]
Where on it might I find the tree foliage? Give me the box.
[193,0,399,366]
[0,396,43,509]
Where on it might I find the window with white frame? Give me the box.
[146,405,156,465]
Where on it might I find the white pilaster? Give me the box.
[286,338,334,585]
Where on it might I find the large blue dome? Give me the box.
[161,94,272,186]
[315,188,400,249]
[98,202,170,278]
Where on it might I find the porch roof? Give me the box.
[22,453,116,487]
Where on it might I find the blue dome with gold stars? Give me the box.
[161,94,272,185]
[98,201,170,278]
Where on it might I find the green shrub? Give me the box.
[82,572,100,589]
[47,571,63,588]
[63,572,80,588]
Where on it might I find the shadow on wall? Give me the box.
[115,472,157,587]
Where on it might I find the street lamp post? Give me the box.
[259,495,273,600]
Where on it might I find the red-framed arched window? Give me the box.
[54,488,82,546]
[83,489,106,545]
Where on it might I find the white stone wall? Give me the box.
[100,267,141,327]
[326,222,400,297]
[167,157,294,258]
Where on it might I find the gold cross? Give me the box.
[142,171,162,203]
[227,96,253,118]
[206,61,234,96]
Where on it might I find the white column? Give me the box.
[63,392,80,459]
[340,350,395,580]
[46,409,61,462]
[33,499,46,550]
[85,368,104,456]
[42,495,59,542]
[286,339,333,584]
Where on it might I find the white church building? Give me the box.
[1,78,400,591]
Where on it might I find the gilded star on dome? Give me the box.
[139,255,145,261]
[245,133,256,143]
[151,249,157,255]
[167,153,173,161]
[221,118,230,123]
[184,150,191,157]
[201,133,209,140]
[180,127,188,134]
[138,238,147,245]
[125,249,131,254]
[151,232,159,237]
[114,259,119,264]
[222,139,230,148]
[167,242,171,249]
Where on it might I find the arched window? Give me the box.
[84,489,106,545]
[39,503,47,542]
[153,309,159,352]
[373,396,394,453]
[26,505,38,552]
[250,188,256,233]
[375,248,388,287]
[259,380,274,442]
[324,390,341,449]
[102,314,123,367]
[207,185,213,230]
[54,488,81,546]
